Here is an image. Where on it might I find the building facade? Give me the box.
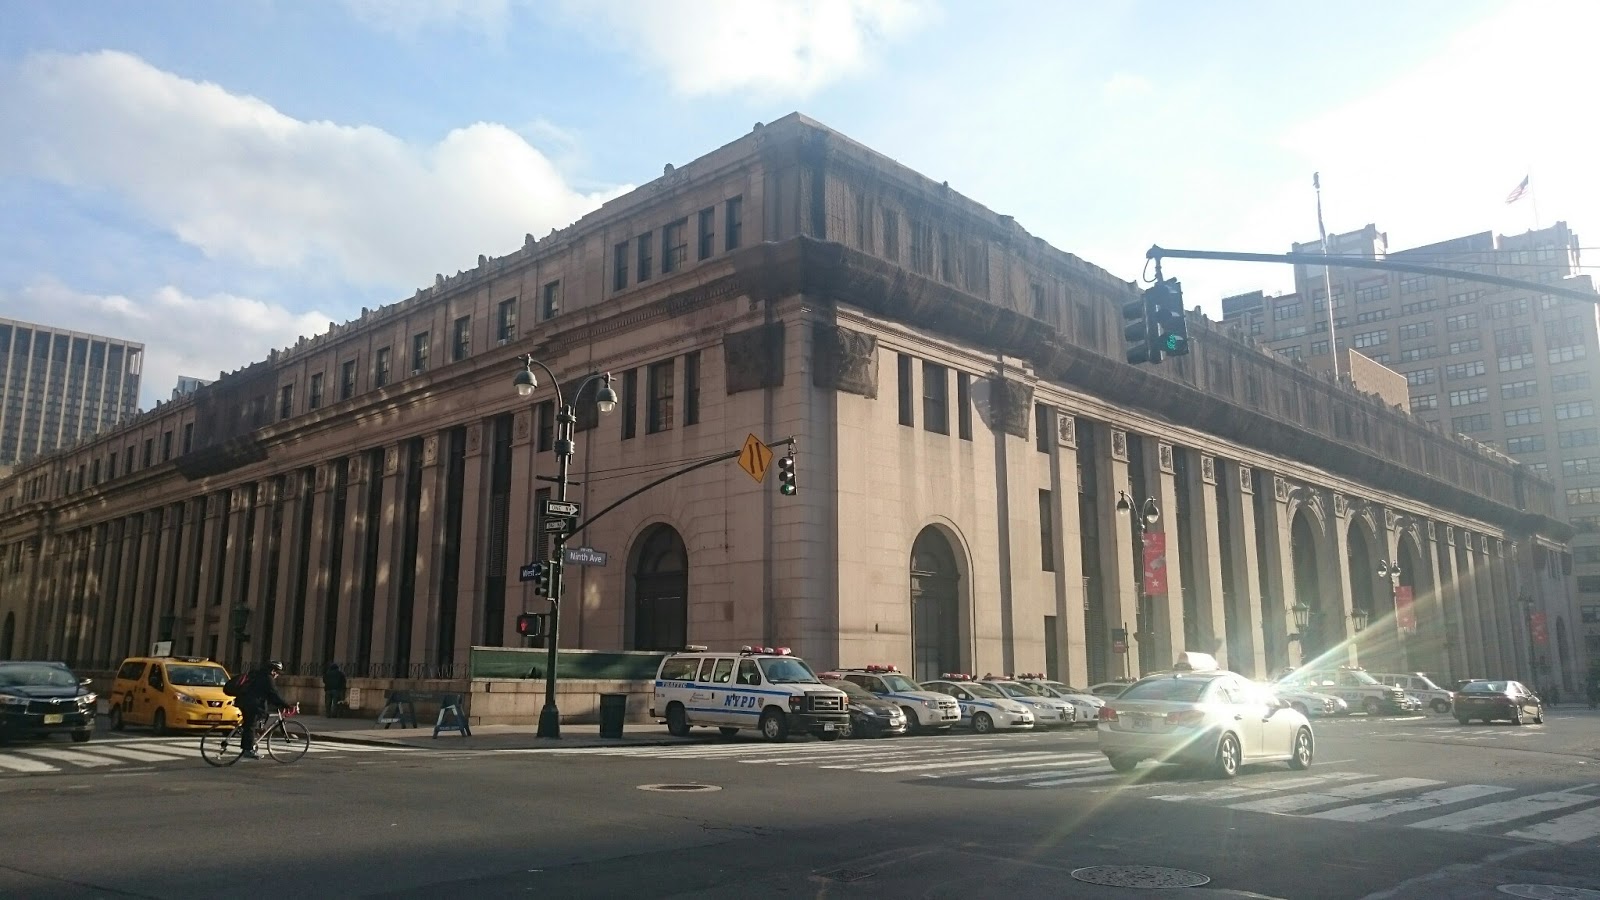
[0,317,143,468]
[1223,223,1600,673]
[0,115,1583,697]
[172,376,212,401]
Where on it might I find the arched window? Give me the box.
[632,525,688,651]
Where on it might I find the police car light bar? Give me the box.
[774,647,792,656]
[683,644,708,652]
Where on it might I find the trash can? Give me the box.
[599,693,627,739]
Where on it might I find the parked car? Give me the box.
[1453,680,1545,725]
[108,656,241,734]
[821,677,909,738]
[0,660,97,744]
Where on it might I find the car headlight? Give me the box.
[859,706,879,717]
[0,694,26,707]
[78,692,97,706]
[173,691,200,704]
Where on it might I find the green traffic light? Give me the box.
[781,483,796,496]
[1163,334,1187,352]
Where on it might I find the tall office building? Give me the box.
[0,317,143,467]
[171,376,212,400]
[1222,221,1600,666]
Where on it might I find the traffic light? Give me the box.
[516,613,547,639]
[529,561,552,597]
[777,452,797,496]
[1122,291,1160,365]
[1150,278,1190,357]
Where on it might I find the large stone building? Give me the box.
[0,115,1585,697]
[1223,222,1600,675]
[0,316,143,468]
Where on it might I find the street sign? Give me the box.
[1112,640,1127,654]
[518,561,544,583]
[542,516,576,534]
[737,433,774,484]
[563,546,609,567]
[542,499,580,518]
[1141,531,1168,596]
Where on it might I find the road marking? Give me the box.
[971,759,1109,783]
[10,748,120,768]
[1406,789,1600,833]
[1228,778,1444,814]
[84,745,191,763]
[1507,804,1600,844]
[1307,784,1512,822]
[850,751,1079,774]
[1149,773,1367,803]
[0,755,57,773]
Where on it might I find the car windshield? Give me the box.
[0,663,78,688]
[167,665,228,687]
[992,682,1040,698]
[1045,682,1091,695]
[1341,670,1380,685]
[1462,681,1510,693]
[1118,678,1211,703]
[758,658,821,684]
[964,683,1003,699]
[825,679,873,700]
[879,674,922,692]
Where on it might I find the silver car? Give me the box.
[1098,670,1315,778]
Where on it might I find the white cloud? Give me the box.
[0,50,629,290]
[548,0,936,98]
[4,278,333,410]
[1101,73,1153,102]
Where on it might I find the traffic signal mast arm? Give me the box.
[564,436,797,541]
[1147,245,1600,306]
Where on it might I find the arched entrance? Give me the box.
[910,527,962,681]
[1346,522,1380,669]
[630,524,688,651]
[1290,509,1323,666]
[0,611,13,660]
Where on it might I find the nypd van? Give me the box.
[833,665,962,732]
[652,646,850,742]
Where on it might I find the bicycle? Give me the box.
[200,704,310,766]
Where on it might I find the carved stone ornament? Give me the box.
[1158,442,1175,474]
[1384,509,1398,531]
[1239,465,1253,494]
[466,424,482,455]
[1199,454,1215,485]
[992,377,1033,439]
[723,322,787,395]
[1274,476,1290,503]
[423,435,439,466]
[1057,414,1077,449]
[811,323,878,398]
[1111,429,1128,462]
[1333,493,1348,518]
[1445,525,1455,546]
[232,490,249,513]
[514,411,533,445]
[384,447,400,477]
[1479,535,1489,554]
[1427,521,1436,542]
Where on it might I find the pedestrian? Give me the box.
[323,663,347,717]
[1548,684,1560,706]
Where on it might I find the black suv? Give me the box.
[0,661,97,744]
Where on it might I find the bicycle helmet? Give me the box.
[269,660,284,672]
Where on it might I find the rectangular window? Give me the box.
[662,219,687,274]
[1501,380,1537,399]
[536,401,554,452]
[1446,313,1479,331]
[1506,435,1545,454]
[162,430,173,460]
[375,347,391,388]
[897,354,914,427]
[1354,280,1389,303]
[1448,339,1482,355]
[1404,368,1436,386]
[1035,404,1053,453]
[621,369,638,440]
[682,351,701,426]
[1451,413,1490,432]
[1448,387,1488,407]
[182,422,194,454]
[1489,298,1530,318]
[1567,488,1600,506]
[497,298,517,342]
[1552,372,1592,393]
[881,209,899,262]
[452,315,471,362]
[692,207,715,260]
[647,360,675,434]
[938,231,954,282]
[613,240,629,290]
[1310,340,1329,356]
[412,331,430,373]
[1352,329,1387,349]
[1031,283,1048,320]
[1559,428,1599,449]
[279,384,294,421]
[725,197,743,250]
[1494,325,1532,347]
[540,280,560,320]
[922,362,948,434]
[1400,274,1429,294]
[1444,361,1486,380]
[957,371,972,440]
[1562,457,1600,477]
[309,373,324,410]
[636,232,653,282]
[910,221,934,274]
[1504,407,1541,427]
[1398,322,1433,340]
[1498,352,1535,372]
[1410,394,1438,412]
[341,359,357,400]
[1556,400,1595,420]
[1273,302,1303,321]
[1549,344,1587,365]
[1039,489,1055,572]
[142,438,153,468]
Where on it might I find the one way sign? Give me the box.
[542,499,580,518]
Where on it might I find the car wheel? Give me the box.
[665,703,690,737]
[900,707,921,735]
[1213,733,1242,779]
[151,709,168,736]
[818,730,842,742]
[71,730,92,744]
[759,710,789,742]
[1457,716,1471,726]
[109,707,125,732]
[1534,707,1545,725]
[1432,699,1452,714]
[718,726,740,738]
[1512,708,1525,726]
[972,712,995,734]
[1107,754,1139,773]
[1288,727,1313,770]
[1362,697,1383,717]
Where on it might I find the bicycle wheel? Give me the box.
[200,726,246,767]
[266,719,310,763]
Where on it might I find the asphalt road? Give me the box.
[2,708,1598,899]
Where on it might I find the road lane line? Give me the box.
[1025,771,1122,787]
[971,759,1109,783]
[1227,778,1443,814]
[927,756,1107,779]
[1506,804,1600,844]
[0,755,58,773]
[1307,784,1512,823]
[1149,772,1369,803]
[79,746,190,763]
[1405,789,1600,833]
[11,748,121,768]
[850,751,1072,773]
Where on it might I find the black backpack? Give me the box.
[223,672,250,697]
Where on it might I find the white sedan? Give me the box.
[1097,670,1315,778]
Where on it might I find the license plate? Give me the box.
[43,714,64,725]
[822,723,836,731]
[206,713,221,720]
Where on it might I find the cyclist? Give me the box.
[238,660,294,760]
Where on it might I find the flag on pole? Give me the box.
[1506,175,1530,204]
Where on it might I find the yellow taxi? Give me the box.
[108,656,242,734]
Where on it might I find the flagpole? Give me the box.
[1314,172,1341,380]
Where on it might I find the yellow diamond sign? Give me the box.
[737,434,774,484]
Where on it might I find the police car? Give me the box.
[832,665,962,732]
[919,674,1036,733]
[981,676,1078,728]
[1013,675,1105,726]
[651,646,850,742]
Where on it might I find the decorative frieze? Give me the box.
[811,323,878,398]
[1111,429,1128,462]
[1157,442,1174,474]
[991,378,1033,440]
[1334,493,1348,518]
[423,435,439,467]
[1199,454,1215,485]
[1446,525,1456,546]
[1274,475,1290,503]
[514,411,533,446]
[1239,464,1253,493]
[466,424,482,456]
[1057,414,1077,449]
[723,322,786,394]
[1427,521,1436,542]
[384,446,400,477]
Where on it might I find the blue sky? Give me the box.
[2,0,1591,410]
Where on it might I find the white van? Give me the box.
[652,646,850,742]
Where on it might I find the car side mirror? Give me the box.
[80,678,93,687]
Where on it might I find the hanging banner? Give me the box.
[1530,611,1549,646]
[1394,586,1416,631]
[1142,531,1168,596]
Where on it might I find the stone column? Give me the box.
[502,411,537,647]
[1141,438,1183,669]
[1254,477,1294,672]
[453,423,488,665]
[410,434,444,668]
[241,483,274,664]
[299,465,334,667]
[1324,491,1358,667]
[108,516,142,663]
[1219,460,1265,679]
[1047,412,1087,687]
[151,504,181,648]
[129,510,163,656]
[1097,427,1139,679]
[1457,536,1487,677]
[267,479,301,665]
[1185,452,1229,669]
[367,444,403,668]
[335,456,372,664]
[1416,521,1447,679]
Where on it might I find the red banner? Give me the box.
[1394,586,1416,631]
[1142,531,1168,596]
[1531,611,1548,646]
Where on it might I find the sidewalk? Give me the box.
[303,714,692,750]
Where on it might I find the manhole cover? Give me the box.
[636,783,722,793]
[1071,866,1211,889]
[1498,887,1600,899]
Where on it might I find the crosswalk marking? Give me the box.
[69,745,179,763]
[1227,778,1444,814]
[1307,784,1513,822]
[973,759,1108,783]
[1406,788,1600,833]
[0,735,413,777]
[0,755,57,773]
[1507,805,1600,844]
[11,748,119,768]
[1149,773,1368,804]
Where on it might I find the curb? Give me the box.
[310,731,694,750]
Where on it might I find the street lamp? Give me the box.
[1350,607,1370,634]
[513,355,618,739]
[1116,490,1162,674]
[1287,601,1311,643]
